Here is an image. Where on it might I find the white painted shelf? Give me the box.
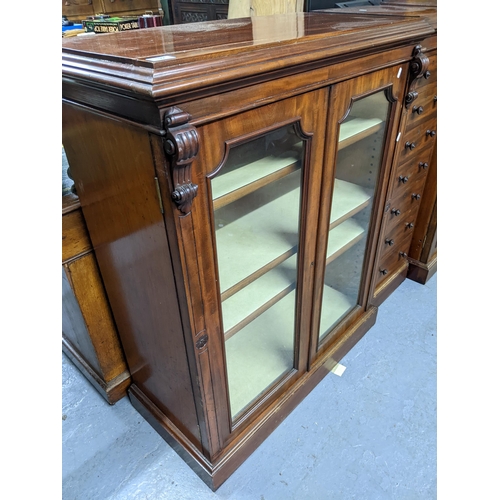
[215,171,301,298]
[221,217,364,339]
[212,153,301,210]
[225,291,296,418]
[330,179,371,229]
[212,113,380,211]
[225,282,356,418]
[338,117,384,150]
[221,255,296,338]
[326,218,365,264]
[216,173,371,298]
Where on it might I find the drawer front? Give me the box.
[391,144,434,198]
[379,212,415,260]
[405,117,437,149]
[374,237,411,290]
[384,193,423,237]
[398,119,437,163]
[405,87,437,131]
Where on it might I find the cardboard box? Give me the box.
[83,17,139,34]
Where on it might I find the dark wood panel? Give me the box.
[62,102,202,447]
[172,1,229,24]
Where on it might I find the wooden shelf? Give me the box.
[338,117,384,151]
[216,170,302,300]
[216,173,371,300]
[222,218,364,340]
[225,281,356,417]
[222,255,296,340]
[326,218,365,265]
[212,153,301,211]
[224,290,297,418]
[330,179,371,229]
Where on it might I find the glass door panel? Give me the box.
[210,124,305,421]
[318,90,390,342]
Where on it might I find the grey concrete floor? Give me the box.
[62,274,437,500]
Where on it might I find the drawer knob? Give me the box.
[411,193,421,200]
[405,141,416,150]
[380,269,388,275]
[419,162,429,169]
[399,175,409,183]
[405,91,419,107]
[406,222,414,229]
[391,208,401,216]
[424,70,431,79]
[412,105,424,115]
[399,252,408,258]
[385,238,395,246]
[433,95,437,103]
[426,129,436,137]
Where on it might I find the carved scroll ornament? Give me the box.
[405,45,430,108]
[164,107,200,214]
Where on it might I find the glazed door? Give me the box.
[310,66,407,362]
[192,90,329,440]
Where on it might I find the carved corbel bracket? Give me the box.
[163,107,200,214]
[405,45,430,108]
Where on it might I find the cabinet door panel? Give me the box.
[310,65,406,359]
[189,90,328,441]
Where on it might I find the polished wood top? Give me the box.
[62,12,430,62]
[62,12,434,101]
[323,5,436,28]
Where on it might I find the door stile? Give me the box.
[153,111,231,461]
[308,83,341,363]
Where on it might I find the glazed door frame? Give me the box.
[309,65,408,366]
[178,89,330,453]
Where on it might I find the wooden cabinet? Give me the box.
[62,9,435,489]
[62,0,163,22]
[170,0,229,23]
